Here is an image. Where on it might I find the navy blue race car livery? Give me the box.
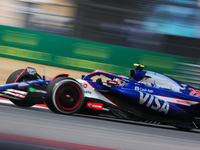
[1,64,200,130]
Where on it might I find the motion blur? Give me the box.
[1,1,200,149]
[0,0,200,88]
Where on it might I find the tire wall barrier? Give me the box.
[0,25,198,87]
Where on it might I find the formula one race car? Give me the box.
[1,64,200,130]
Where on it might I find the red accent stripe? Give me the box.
[14,67,27,83]
[0,132,118,150]
[153,94,200,106]
[50,73,69,82]
[36,103,48,108]
[89,70,119,77]
[153,94,200,103]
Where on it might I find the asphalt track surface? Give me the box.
[0,99,200,150]
[1,56,200,149]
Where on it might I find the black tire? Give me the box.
[46,77,84,114]
[6,69,40,107]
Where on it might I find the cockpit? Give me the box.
[138,71,186,92]
[130,64,186,92]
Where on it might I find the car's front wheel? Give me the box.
[46,77,84,114]
[6,69,40,107]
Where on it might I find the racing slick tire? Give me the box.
[6,69,41,107]
[46,77,84,114]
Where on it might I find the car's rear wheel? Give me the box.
[6,69,40,107]
[46,77,84,114]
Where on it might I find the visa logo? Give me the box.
[139,92,169,115]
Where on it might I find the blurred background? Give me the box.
[0,0,200,88]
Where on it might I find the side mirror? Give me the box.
[81,75,85,79]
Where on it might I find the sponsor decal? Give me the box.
[79,81,92,94]
[76,79,118,107]
[28,87,47,94]
[154,95,199,106]
[135,86,153,93]
[189,88,200,97]
[86,102,103,110]
[85,91,92,94]
[80,83,88,88]
[139,92,169,115]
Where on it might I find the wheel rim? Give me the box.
[55,83,82,111]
